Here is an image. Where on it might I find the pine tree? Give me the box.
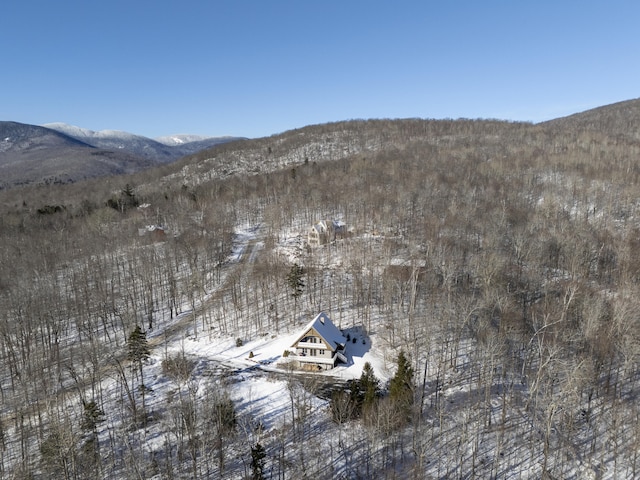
[120,183,139,210]
[81,400,105,467]
[250,442,266,480]
[107,183,140,212]
[128,325,151,368]
[358,361,380,412]
[287,263,305,302]
[389,350,414,421]
[81,400,105,434]
[127,326,151,425]
[330,362,381,423]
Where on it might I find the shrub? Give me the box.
[161,354,195,382]
[213,395,237,434]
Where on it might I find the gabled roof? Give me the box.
[310,220,330,234]
[291,312,347,351]
[310,219,344,233]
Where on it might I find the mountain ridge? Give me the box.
[0,121,93,153]
[539,97,640,140]
[3,97,640,191]
[0,121,243,189]
[43,122,242,161]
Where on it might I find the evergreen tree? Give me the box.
[358,361,380,412]
[120,183,139,210]
[330,362,381,423]
[250,442,266,480]
[128,325,151,368]
[81,400,105,434]
[127,326,151,425]
[106,183,140,212]
[287,263,305,302]
[81,400,105,468]
[389,350,414,421]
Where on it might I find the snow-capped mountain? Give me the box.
[43,123,142,142]
[0,121,90,154]
[44,123,242,161]
[43,123,179,162]
[155,134,213,146]
[0,121,157,189]
[0,121,242,189]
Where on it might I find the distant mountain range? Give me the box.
[3,98,640,191]
[43,123,241,160]
[0,121,242,189]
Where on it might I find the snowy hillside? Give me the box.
[43,122,242,162]
[1,113,640,479]
[43,122,144,142]
[155,134,214,146]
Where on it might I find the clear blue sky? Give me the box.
[2,1,639,139]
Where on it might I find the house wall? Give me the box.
[295,329,335,358]
[290,318,346,370]
[296,347,331,358]
[308,228,327,246]
[307,220,336,246]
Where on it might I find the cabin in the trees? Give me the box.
[307,219,344,246]
[138,224,167,242]
[288,312,348,370]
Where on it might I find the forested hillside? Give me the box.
[1,105,640,478]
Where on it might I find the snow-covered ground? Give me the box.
[83,223,396,478]
[2,218,637,479]
[138,223,392,426]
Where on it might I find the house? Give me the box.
[307,219,345,247]
[288,312,348,370]
[138,225,167,242]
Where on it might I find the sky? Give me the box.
[1,1,639,139]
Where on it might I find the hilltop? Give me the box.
[541,97,640,140]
